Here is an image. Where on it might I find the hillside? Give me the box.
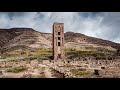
[0,28,120,53]
[64,32,120,49]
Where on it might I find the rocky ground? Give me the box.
[0,59,69,78]
[0,58,120,78]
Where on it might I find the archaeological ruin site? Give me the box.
[0,22,120,78]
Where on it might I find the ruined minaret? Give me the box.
[53,22,64,61]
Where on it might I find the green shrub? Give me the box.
[35,49,52,54]
[37,56,48,60]
[66,50,105,57]
[71,71,90,76]
[6,66,28,73]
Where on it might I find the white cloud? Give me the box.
[0,12,120,43]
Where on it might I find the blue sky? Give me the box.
[0,12,120,43]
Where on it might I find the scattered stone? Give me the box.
[30,60,38,68]
[101,67,105,69]
[94,69,100,75]
[94,69,105,76]
[23,72,32,78]
[78,67,86,71]
[42,60,50,64]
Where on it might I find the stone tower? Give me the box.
[53,22,64,61]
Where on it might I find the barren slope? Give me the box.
[0,28,120,53]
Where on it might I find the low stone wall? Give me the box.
[41,59,120,78]
[45,63,76,78]
[69,59,120,68]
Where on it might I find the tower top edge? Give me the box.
[53,22,64,25]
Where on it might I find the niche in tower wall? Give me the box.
[58,54,61,59]
[58,37,60,40]
[58,32,60,35]
[58,42,60,46]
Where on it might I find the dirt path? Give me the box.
[44,67,53,78]
[39,64,54,78]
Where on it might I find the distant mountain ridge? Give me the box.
[0,28,120,52]
[64,32,120,49]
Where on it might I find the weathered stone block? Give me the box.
[94,69,105,75]
[101,67,105,69]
